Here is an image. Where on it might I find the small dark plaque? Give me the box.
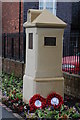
[28,33,33,49]
[44,37,56,46]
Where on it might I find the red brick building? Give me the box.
[2,1,38,77]
[2,2,24,77]
[2,2,23,33]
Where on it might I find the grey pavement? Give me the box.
[0,105,20,120]
[0,91,23,120]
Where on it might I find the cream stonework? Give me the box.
[23,9,67,102]
[23,75,64,102]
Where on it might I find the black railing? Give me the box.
[2,32,26,62]
[62,33,80,75]
[2,32,80,75]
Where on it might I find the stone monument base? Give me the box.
[23,75,64,103]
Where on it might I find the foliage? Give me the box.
[1,73,80,119]
[35,105,80,119]
[2,73,23,100]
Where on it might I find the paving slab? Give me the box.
[0,105,20,120]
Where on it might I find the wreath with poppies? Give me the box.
[29,94,46,111]
[29,93,63,111]
[47,92,63,109]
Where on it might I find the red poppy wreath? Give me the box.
[29,94,46,111]
[47,92,63,109]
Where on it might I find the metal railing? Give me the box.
[2,32,26,62]
[2,32,80,75]
[62,33,80,75]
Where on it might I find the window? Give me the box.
[28,33,33,49]
[46,2,53,9]
[39,0,56,15]
[40,2,44,8]
[44,37,56,46]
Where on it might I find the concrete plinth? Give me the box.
[23,75,64,102]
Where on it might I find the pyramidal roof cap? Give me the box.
[23,9,67,28]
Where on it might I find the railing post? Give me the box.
[78,35,80,75]
[11,38,14,58]
[23,33,26,63]
[7,34,8,58]
[3,33,6,58]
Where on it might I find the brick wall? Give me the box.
[2,58,25,78]
[2,2,23,33]
[63,72,80,99]
[2,1,39,34]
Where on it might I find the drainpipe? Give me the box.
[19,0,21,60]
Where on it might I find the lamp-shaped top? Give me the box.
[23,9,67,28]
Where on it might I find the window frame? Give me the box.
[28,33,33,49]
[44,37,56,47]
